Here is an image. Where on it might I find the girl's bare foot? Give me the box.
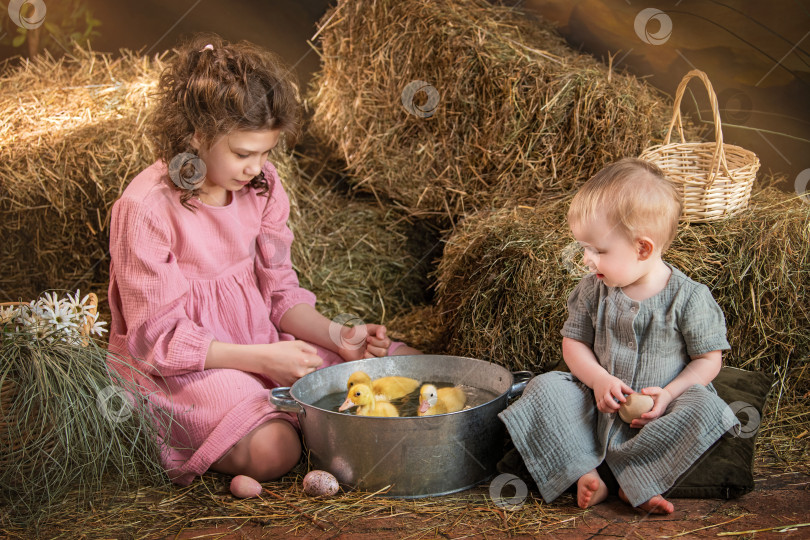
[618,488,675,514]
[577,469,609,508]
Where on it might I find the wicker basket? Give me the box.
[639,70,760,223]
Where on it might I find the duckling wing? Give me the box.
[360,401,399,417]
[373,376,420,400]
[437,387,467,413]
[377,401,400,417]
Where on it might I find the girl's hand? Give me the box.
[593,374,634,414]
[335,323,370,361]
[254,340,323,387]
[363,324,391,358]
[630,386,673,428]
[334,323,391,361]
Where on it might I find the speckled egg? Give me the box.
[302,470,339,497]
[619,393,654,423]
[230,474,262,498]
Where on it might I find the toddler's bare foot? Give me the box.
[577,469,608,508]
[618,488,674,514]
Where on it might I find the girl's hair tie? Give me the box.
[200,44,214,52]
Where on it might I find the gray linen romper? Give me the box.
[499,263,740,506]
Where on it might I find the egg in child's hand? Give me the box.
[230,474,262,498]
[618,393,655,423]
[302,470,339,496]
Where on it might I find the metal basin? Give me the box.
[269,355,531,497]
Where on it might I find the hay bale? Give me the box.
[275,150,437,323]
[387,304,448,354]
[435,183,810,386]
[0,45,432,323]
[434,195,574,372]
[308,0,672,219]
[0,45,165,302]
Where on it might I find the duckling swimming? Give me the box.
[339,383,400,417]
[417,384,467,416]
[346,371,420,401]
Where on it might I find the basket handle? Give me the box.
[664,69,730,187]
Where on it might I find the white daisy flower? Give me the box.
[42,302,79,333]
[33,323,55,342]
[40,291,61,311]
[25,300,44,318]
[17,310,40,332]
[66,290,91,317]
[87,312,108,336]
[0,305,18,325]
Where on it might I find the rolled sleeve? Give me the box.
[109,198,215,376]
[561,277,596,346]
[680,284,731,357]
[254,163,317,329]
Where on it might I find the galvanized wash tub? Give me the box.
[269,355,531,497]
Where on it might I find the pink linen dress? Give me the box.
[107,160,345,485]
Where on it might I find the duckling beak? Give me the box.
[418,398,430,414]
[338,397,356,412]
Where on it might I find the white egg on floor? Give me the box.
[302,470,339,496]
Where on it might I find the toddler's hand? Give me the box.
[363,324,391,359]
[630,387,673,428]
[593,374,634,414]
[257,340,323,387]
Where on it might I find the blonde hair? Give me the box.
[568,158,683,252]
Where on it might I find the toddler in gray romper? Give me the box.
[499,158,740,513]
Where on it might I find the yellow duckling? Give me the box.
[338,383,400,417]
[346,371,420,401]
[418,384,467,416]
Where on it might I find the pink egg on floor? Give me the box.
[230,474,262,498]
[302,470,339,497]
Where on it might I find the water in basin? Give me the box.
[311,382,499,417]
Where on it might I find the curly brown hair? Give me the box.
[147,33,301,208]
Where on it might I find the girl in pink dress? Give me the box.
[107,34,419,486]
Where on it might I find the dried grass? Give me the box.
[0,44,431,324]
[307,0,675,220]
[0,44,165,304]
[387,304,449,355]
[0,333,169,526]
[435,194,574,372]
[0,465,588,539]
[434,179,809,468]
[278,149,438,323]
